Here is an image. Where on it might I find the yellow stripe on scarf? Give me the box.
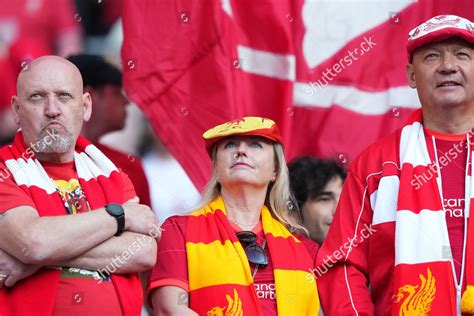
[274,269,319,315]
[187,240,252,290]
[185,196,319,315]
[462,284,474,313]
[261,200,320,315]
[260,205,299,240]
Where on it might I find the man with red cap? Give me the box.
[317,15,474,315]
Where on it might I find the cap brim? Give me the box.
[204,128,283,157]
[407,28,474,61]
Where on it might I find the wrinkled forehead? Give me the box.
[17,57,83,94]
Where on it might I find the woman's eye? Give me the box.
[224,141,237,149]
[250,142,263,148]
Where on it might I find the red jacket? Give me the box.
[316,126,468,315]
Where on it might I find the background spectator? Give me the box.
[68,53,152,207]
[288,156,346,244]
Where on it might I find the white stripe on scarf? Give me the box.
[396,122,451,265]
[5,144,117,191]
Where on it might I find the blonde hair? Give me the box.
[198,142,308,236]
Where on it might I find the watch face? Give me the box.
[107,203,124,216]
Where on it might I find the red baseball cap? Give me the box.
[202,116,283,156]
[407,15,474,61]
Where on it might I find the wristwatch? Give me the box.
[105,204,125,236]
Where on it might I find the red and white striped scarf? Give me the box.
[0,131,143,316]
[392,111,474,315]
[1,131,126,210]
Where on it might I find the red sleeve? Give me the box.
[146,216,189,306]
[0,162,35,214]
[98,144,151,207]
[121,171,137,202]
[316,169,374,315]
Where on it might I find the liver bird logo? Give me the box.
[395,268,436,316]
[222,118,246,131]
[207,289,243,316]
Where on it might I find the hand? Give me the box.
[0,249,41,288]
[123,201,161,238]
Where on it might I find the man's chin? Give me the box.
[45,126,67,136]
[39,146,71,154]
[432,93,467,108]
[35,134,74,154]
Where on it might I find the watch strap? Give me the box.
[105,204,125,236]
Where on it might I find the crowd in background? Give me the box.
[0,0,203,225]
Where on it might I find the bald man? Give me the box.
[0,56,159,315]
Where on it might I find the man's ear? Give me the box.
[83,85,97,101]
[406,63,417,89]
[11,96,21,125]
[82,92,93,122]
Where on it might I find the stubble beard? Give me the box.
[35,126,74,154]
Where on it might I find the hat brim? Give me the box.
[204,128,283,157]
[407,28,474,61]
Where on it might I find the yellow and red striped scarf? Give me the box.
[185,196,320,315]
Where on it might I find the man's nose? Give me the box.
[44,96,61,117]
[120,91,129,107]
[331,203,337,216]
[438,53,457,74]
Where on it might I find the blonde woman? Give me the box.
[148,117,320,315]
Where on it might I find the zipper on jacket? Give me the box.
[432,135,469,316]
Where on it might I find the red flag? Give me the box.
[122,0,474,191]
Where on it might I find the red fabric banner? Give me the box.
[122,0,474,191]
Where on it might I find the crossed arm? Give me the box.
[0,198,159,288]
[151,286,198,316]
